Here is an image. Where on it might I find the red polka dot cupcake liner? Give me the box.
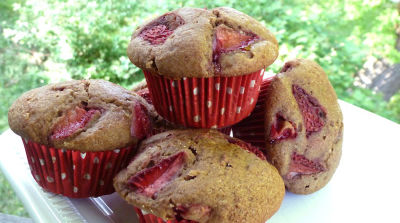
[134,207,196,223]
[144,70,265,128]
[22,138,135,198]
[232,76,275,149]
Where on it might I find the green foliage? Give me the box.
[0,171,29,217]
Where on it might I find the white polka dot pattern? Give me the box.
[250,80,256,88]
[143,69,264,128]
[240,87,245,94]
[22,139,135,198]
[215,83,220,90]
[193,115,200,122]
[207,101,212,108]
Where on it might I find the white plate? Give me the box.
[1,101,400,223]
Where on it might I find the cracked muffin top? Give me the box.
[127,7,278,78]
[8,79,156,151]
[114,129,284,223]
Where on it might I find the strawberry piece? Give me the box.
[292,85,327,137]
[136,88,152,104]
[140,25,173,45]
[213,26,259,72]
[287,152,325,179]
[50,106,99,140]
[131,100,152,140]
[175,204,211,222]
[140,13,184,45]
[226,137,266,160]
[269,113,297,143]
[128,152,186,199]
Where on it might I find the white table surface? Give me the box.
[1,100,400,223]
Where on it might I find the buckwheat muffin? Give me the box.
[8,79,155,197]
[233,59,343,194]
[114,129,284,223]
[127,7,279,128]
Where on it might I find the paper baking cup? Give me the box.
[144,69,265,128]
[134,207,196,223]
[232,77,275,149]
[22,139,135,198]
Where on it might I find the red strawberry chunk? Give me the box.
[140,13,184,45]
[226,137,266,160]
[137,88,152,104]
[50,106,99,140]
[292,85,327,137]
[269,113,297,143]
[140,25,173,45]
[287,152,325,179]
[128,152,186,199]
[214,26,256,52]
[131,100,152,140]
[213,26,259,72]
[174,204,211,222]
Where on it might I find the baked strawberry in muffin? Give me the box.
[114,129,284,223]
[232,59,343,194]
[127,7,278,128]
[8,80,155,197]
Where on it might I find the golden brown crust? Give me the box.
[264,59,343,194]
[8,80,144,151]
[114,129,285,223]
[127,7,278,79]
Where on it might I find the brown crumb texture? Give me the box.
[8,79,144,151]
[264,59,343,194]
[114,129,285,223]
[127,7,278,78]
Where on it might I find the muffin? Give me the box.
[8,79,155,197]
[114,129,284,223]
[232,59,343,194]
[127,7,279,128]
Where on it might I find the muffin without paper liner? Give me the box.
[114,129,284,223]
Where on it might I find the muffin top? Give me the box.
[263,59,343,194]
[114,129,284,223]
[128,7,278,79]
[8,79,155,151]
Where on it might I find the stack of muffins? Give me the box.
[8,6,343,223]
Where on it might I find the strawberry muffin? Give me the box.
[8,79,154,197]
[114,129,284,223]
[127,7,279,128]
[232,59,343,194]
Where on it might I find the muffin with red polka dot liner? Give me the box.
[8,79,157,198]
[232,59,343,194]
[127,7,278,128]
